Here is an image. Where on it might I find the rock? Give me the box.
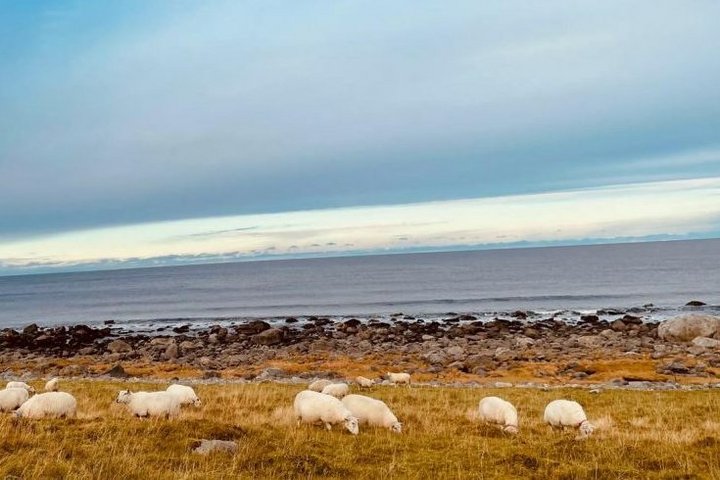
[580,315,599,323]
[513,336,535,349]
[422,334,434,341]
[621,315,643,325]
[173,325,191,334]
[192,439,238,455]
[164,342,179,360]
[577,335,602,348]
[252,328,284,346]
[657,314,720,342]
[22,324,40,336]
[103,364,128,378]
[610,320,627,332]
[692,337,720,349]
[150,337,174,347]
[107,339,132,354]
[446,346,465,358]
[686,300,707,307]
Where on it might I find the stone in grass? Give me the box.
[102,364,129,378]
[192,439,238,455]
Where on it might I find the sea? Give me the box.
[0,239,718,331]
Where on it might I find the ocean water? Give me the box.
[0,239,718,330]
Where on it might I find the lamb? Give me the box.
[44,378,59,392]
[308,379,333,392]
[355,376,375,388]
[293,390,359,434]
[6,381,35,393]
[386,372,411,386]
[544,399,594,437]
[0,388,30,412]
[477,396,518,434]
[15,392,76,419]
[166,384,202,407]
[321,383,349,399]
[115,390,181,418]
[341,394,402,433]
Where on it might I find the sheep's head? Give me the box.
[391,421,403,434]
[344,416,359,435]
[27,386,36,394]
[503,425,519,435]
[579,420,594,437]
[192,397,202,407]
[115,390,133,404]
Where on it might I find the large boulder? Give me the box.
[252,328,284,346]
[657,314,720,342]
[107,339,132,353]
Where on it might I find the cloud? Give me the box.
[1,1,719,240]
[1,176,719,274]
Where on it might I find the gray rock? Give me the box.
[691,336,720,349]
[164,342,179,360]
[252,328,284,346]
[658,314,720,342]
[192,439,238,455]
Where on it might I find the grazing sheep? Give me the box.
[308,379,333,392]
[115,390,181,418]
[166,384,201,407]
[44,378,59,392]
[6,381,35,393]
[341,394,402,433]
[478,396,519,434]
[321,383,350,399]
[355,376,375,388]
[294,390,359,434]
[544,399,594,437]
[386,372,411,386]
[0,388,29,412]
[15,392,76,419]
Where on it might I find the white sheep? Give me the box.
[386,372,411,386]
[166,384,202,407]
[115,390,181,418]
[308,379,333,392]
[293,390,359,434]
[321,383,349,399]
[44,378,59,392]
[15,392,76,419]
[6,381,35,393]
[355,376,375,388]
[544,399,594,437]
[341,394,402,433]
[477,396,519,434]
[0,387,30,412]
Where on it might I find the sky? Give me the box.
[1,1,720,274]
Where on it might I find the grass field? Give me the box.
[1,381,719,479]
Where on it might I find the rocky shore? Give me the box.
[2,308,720,384]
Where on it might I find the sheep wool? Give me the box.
[116,390,181,418]
[6,381,35,393]
[294,390,359,434]
[478,396,519,434]
[355,376,375,388]
[166,384,202,407]
[15,392,76,419]
[308,379,333,392]
[544,399,594,437]
[44,378,59,392]
[0,388,29,412]
[341,394,402,433]
[386,372,411,385]
[321,383,349,399]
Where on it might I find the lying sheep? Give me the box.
[321,383,349,399]
[15,392,76,419]
[294,390,359,434]
[478,396,518,434]
[341,394,402,433]
[308,379,333,392]
[0,387,29,412]
[116,390,180,418]
[544,399,594,437]
[44,378,59,392]
[355,376,375,388]
[166,384,201,407]
[386,372,411,386]
[6,381,35,393]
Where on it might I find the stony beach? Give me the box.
[2,304,720,388]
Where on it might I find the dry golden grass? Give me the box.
[1,381,719,479]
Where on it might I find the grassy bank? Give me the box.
[1,381,719,479]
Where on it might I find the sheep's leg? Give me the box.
[325,423,332,431]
